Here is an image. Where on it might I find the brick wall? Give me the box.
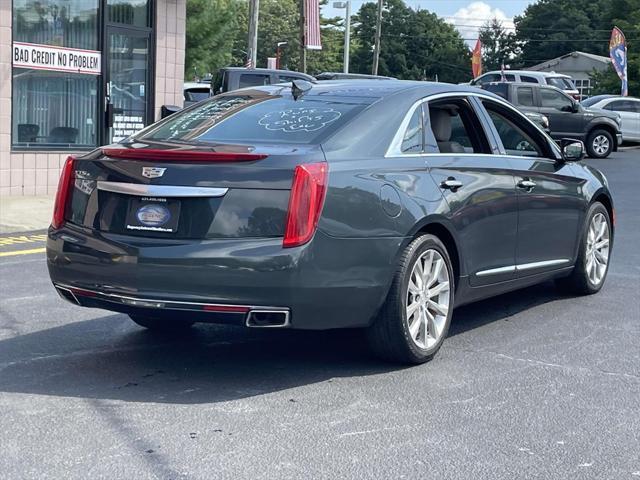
[0,0,186,196]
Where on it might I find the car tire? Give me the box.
[366,234,455,364]
[129,314,195,331]
[586,129,614,158]
[555,202,612,295]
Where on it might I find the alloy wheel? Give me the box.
[592,135,610,156]
[406,249,450,349]
[585,212,610,285]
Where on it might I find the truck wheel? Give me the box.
[586,129,613,158]
[366,234,454,364]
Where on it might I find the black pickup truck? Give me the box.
[482,82,622,158]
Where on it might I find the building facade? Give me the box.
[0,0,186,196]
[527,51,612,100]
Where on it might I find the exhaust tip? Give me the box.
[246,310,290,328]
[55,286,80,305]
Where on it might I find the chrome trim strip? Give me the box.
[476,259,571,277]
[53,283,289,313]
[97,181,229,198]
[516,258,571,271]
[476,265,517,277]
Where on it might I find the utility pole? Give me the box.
[372,0,383,75]
[247,0,260,68]
[343,1,351,73]
[299,0,307,73]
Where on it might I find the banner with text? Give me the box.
[12,42,101,75]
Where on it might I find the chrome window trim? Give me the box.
[385,90,560,159]
[97,181,229,198]
[476,259,571,277]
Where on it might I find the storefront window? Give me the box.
[108,0,150,27]
[12,0,99,149]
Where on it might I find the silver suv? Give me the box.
[470,70,580,99]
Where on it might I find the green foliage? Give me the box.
[351,0,470,82]
[514,0,639,95]
[479,19,519,71]
[185,0,240,79]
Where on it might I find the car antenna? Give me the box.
[291,79,313,100]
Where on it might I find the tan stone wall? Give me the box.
[154,0,187,120]
[0,1,186,196]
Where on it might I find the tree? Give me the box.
[514,0,639,96]
[478,19,519,71]
[185,0,240,80]
[351,0,470,82]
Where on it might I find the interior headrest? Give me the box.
[430,109,452,142]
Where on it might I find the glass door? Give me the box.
[105,28,151,143]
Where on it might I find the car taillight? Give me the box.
[283,162,328,248]
[51,156,75,229]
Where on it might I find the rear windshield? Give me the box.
[547,77,576,90]
[135,93,368,145]
[581,95,611,107]
[483,83,508,99]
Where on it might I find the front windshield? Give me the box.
[133,92,370,145]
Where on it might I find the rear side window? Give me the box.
[520,75,539,83]
[517,87,535,106]
[135,94,368,145]
[484,83,508,99]
[239,74,271,88]
[401,108,423,153]
[605,100,637,112]
[427,99,490,154]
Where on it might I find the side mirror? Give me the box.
[572,102,580,113]
[560,138,585,162]
[161,105,181,119]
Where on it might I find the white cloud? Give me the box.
[445,2,515,48]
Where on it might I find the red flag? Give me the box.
[472,39,482,78]
[304,0,322,50]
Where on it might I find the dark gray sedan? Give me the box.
[47,81,614,363]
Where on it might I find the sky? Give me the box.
[322,0,536,47]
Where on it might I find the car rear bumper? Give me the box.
[47,224,404,329]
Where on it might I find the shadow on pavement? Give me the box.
[0,281,566,404]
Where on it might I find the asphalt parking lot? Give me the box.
[1,150,639,479]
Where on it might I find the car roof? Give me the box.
[234,79,502,100]
[481,70,572,79]
[316,72,396,80]
[221,67,315,77]
[183,82,210,90]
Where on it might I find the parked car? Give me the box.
[482,82,622,158]
[211,67,316,95]
[581,95,640,143]
[471,70,580,99]
[48,81,614,364]
[315,72,396,80]
[183,81,212,107]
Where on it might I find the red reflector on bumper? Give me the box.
[202,304,250,313]
[102,148,267,162]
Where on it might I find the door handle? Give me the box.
[440,178,463,191]
[517,179,537,190]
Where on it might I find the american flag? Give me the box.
[304,0,322,50]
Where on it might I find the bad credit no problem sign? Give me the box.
[12,41,101,75]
